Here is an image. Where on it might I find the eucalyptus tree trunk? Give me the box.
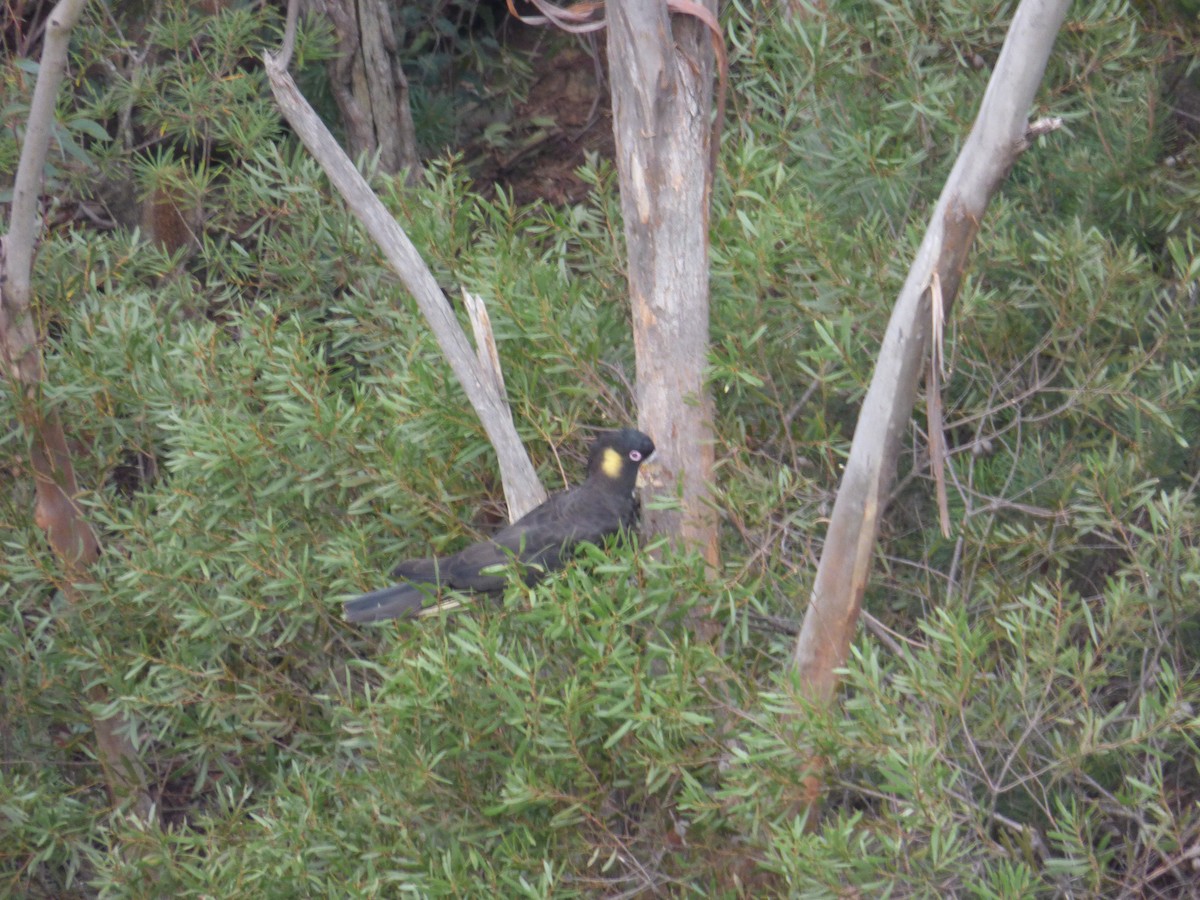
[606,0,719,569]
[311,0,422,181]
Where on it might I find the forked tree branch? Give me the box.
[265,0,546,519]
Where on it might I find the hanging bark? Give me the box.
[789,0,1071,707]
[0,0,155,822]
[606,0,719,568]
[310,0,422,182]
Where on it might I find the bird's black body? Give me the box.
[343,429,655,623]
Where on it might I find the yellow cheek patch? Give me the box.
[601,447,624,479]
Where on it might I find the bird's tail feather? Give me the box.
[343,582,432,623]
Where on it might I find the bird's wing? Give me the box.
[441,537,524,591]
[501,486,629,561]
[447,489,598,586]
[388,486,633,594]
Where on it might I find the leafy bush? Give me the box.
[3,0,1199,895]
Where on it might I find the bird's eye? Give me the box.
[629,450,642,462]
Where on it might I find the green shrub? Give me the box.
[3,0,1199,895]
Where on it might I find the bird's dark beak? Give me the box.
[636,452,657,489]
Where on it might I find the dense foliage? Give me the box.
[2,0,1198,895]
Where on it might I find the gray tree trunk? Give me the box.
[607,0,719,569]
[312,0,422,182]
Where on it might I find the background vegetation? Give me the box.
[2,0,1199,895]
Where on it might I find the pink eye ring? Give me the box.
[629,450,643,462]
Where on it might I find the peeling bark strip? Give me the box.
[789,0,1071,710]
[507,0,728,177]
[607,0,719,567]
[1,0,155,820]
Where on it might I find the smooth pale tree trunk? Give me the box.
[0,0,155,822]
[790,0,1071,706]
[607,0,719,570]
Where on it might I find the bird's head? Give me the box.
[587,428,656,492]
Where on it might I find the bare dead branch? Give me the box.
[462,288,508,401]
[263,12,547,519]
